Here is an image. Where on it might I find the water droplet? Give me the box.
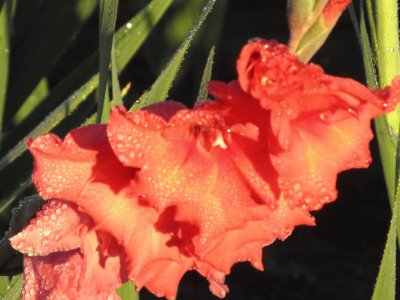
[126,22,133,29]
[261,76,269,85]
[116,134,124,141]
[43,229,52,236]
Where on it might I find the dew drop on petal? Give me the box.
[43,229,52,236]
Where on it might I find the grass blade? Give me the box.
[7,0,173,149]
[0,0,173,172]
[131,0,218,110]
[0,178,32,216]
[372,197,398,300]
[0,75,98,172]
[365,0,378,60]
[97,0,118,123]
[358,8,378,88]
[13,79,49,126]
[6,0,98,121]
[111,41,122,105]
[197,46,215,102]
[0,0,10,144]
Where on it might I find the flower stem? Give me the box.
[376,0,400,86]
[374,0,400,207]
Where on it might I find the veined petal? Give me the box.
[78,229,128,300]
[230,39,400,210]
[10,200,84,256]
[20,250,83,300]
[27,125,113,201]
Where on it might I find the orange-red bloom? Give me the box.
[10,200,127,299]
[11,101,313,299]
[210,39,400,210]
[10,39,400,300]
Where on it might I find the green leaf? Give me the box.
[13,79,49,126]
[374,0,400,190]
[197,46,215,102]
[6,0,98,121]
[0,276,8,294]
[131,0,218,110]
[372,197,398,300]
[0,0,10,143]
[358,6,378,88]
[372,0,400,207]
[0,74,98,173]
[0,194,43,272]
[376,0,400,87]
[366,0,400,298]
[0,178,32,216]
[113,0,173,71]
[0,0,174,172]
[98,0,119,123]
[116,280,139,300]
[0,274,22,300]
[3,194,42,236]
[375,116,397,206]
[111,40,122,106]
[356,0,398,208]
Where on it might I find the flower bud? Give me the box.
[288,0,351,62]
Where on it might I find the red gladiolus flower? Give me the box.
[11,38,400,300]
[9,200,127,300]
[11,100,314,299]
[20,124,199,299]
[210,39,400,211]
[107,104,313,273]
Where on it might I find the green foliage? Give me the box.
[116,280,139,300]
[0,0,174,173]
[0,0,11,143]
[0,274,22,300]
[97,0,119,123]
[131,0,217,110]
[197,46,215,101]
[372,198,398,300]
[5,0,98,123]
[353,1,400,299]
[0,195,43,273]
